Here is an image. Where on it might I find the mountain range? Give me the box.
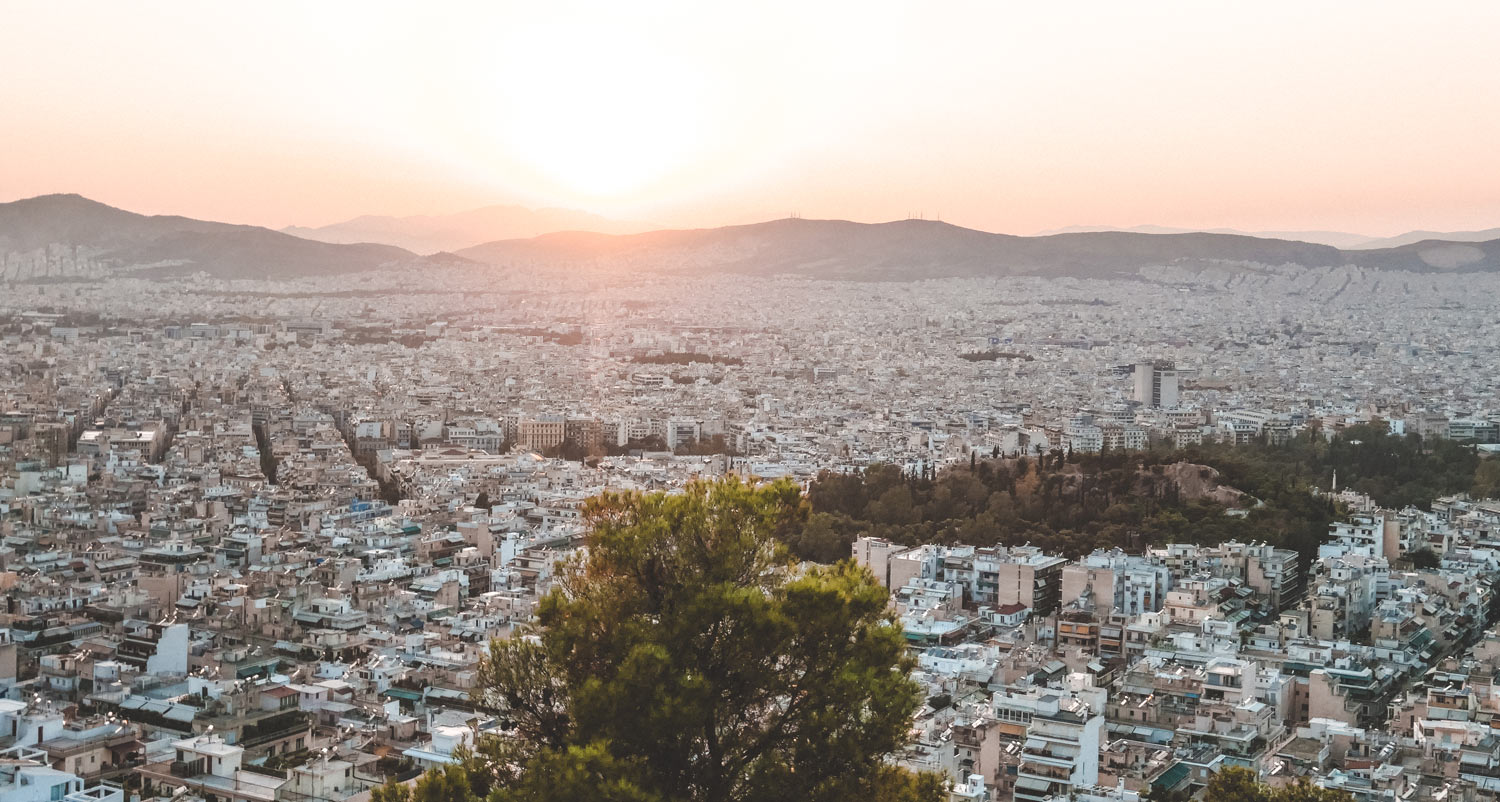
[282,205,653,254]
[0,194,441,281]
[1035,224,1377,249]
[1354,227,1500,250]
[3,193,1500,282]
[1037,224,1500,250]
[455,218,1500,279]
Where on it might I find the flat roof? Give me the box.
[172,736,240,757]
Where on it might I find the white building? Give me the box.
[0,744,122,802]
[1013,690,1105,802]
[1134,361,1179,409]
[141,735,284,802]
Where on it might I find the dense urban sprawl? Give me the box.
[0,266,1498,802]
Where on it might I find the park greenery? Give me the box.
[538,433,736,461]
[786,423,1486,564]
[630,351,745,366]
[958,349,1035,362]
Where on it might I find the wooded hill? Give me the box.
[787,424,1486,564]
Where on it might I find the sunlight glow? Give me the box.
[488,22,708,199]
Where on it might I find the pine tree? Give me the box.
[462,478,942,802]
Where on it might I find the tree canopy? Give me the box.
[424,477,940,802]
[1474,459,1500,500]
[1407,547,1442,569]
[786,424,1484,565]
[1200,767,1354,802]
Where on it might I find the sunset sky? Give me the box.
[4,1,1500,236]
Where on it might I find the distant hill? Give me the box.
[5,196,1499,283]
[1347,227,1500,250]
[457,217,1500,279]
[1043,223,1500,252]
[1334,238,1500,271]
[0,194,429,280]
[456,218,1364,280]
[283,205,654,253]
[1036,224,1376,249]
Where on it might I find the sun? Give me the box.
[489,23,706,199]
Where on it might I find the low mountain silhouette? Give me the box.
[1348,227,1500,250]
[0,194,426,280]
[1334,238,1500,271]
[1035,224,1376,249]
[5,196,1499,282]
[458,217,1500,279]
[283,205,653,253]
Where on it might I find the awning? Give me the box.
[1153,762,1190,790]
[1015,777,1055,793]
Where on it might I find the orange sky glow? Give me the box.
[4,1,1500,236]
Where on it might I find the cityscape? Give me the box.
[3,4,1500,802]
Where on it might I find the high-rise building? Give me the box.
[1134,360,1179,408]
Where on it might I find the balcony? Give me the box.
[1019,762,1073,781]
[239,711,312,748]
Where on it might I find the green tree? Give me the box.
[465,478,939,802]
[792,423,1495,563]
[542,439,589,461]
[370,778,412,802]
[392,764,481,802]
[1202,767,1270,802]
[1275,779,1358,802]
[785,511,854,563]
[1407,547,1441,569]
[1474,459,1500,500]
[1202,767,1354,802]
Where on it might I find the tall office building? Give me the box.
[1134,360,1179,408]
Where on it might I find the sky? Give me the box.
[3,1,1500,237]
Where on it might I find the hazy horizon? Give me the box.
[5,1,1500,237]
[9,192,1499,245]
